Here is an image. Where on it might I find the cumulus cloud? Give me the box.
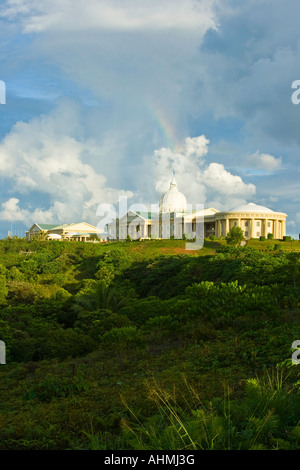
[1,0,218,33]
[196,0,300,147]
[183,135,210,158]
[152,135,256,209]
[201,163,256,195]
[0,198,29,222]
[247,151,282,172]
[0,100,133,224]
[0,0,219,150]
[0,198,56,224]
[1,0,299,236]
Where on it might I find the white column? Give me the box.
[225,218,229,235]
[251,219,256,238]
[275,219,279,239]
[282,219,286,237]
[215,220,220,237]
[264,219,269,238]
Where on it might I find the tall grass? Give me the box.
[117,367,300,450]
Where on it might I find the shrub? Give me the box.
[283,236,292,242]
[120,297,181,325]
[42,261,62,275]
[267,233,274,240]
[101,326,142,348]
[274,244,283,251]
[185,280,279,322]
[259,236,266,241]
[89,234,99,241]
[145,315,179,332]
[7,266,25,281]
[19,258,39,280]
[10,325,97,362]
[225,226,244,246]
[95,265,115,286]
[24,373,89,403]
[7,281,38,304]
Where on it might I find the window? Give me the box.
[257,221,260,227]
[244,221,248,227]
[268,222,271,228]
[256,232,260,237]
[245,231,248,237]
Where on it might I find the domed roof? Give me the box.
[230,202,274,213]
[159,173,187,213]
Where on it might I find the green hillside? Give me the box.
[0,237,300,450]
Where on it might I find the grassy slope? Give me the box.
[0,238,299,450]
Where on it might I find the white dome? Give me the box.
[230,202,274,213]
[159,174,187,213]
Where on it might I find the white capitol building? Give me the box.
[107,173,287,241]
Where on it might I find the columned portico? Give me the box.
[214,203,287,240]
[106,179,288,242]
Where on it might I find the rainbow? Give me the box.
[147,103,182,153]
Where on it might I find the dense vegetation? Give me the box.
[0,237,300,450]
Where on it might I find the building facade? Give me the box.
[26,222,104,241]
[214,203,287,240]
[106,175,287,241]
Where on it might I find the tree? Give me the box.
[225,226,244,246]
[74,280,124,312]
[89,234,99,241]
[0,264,7,305]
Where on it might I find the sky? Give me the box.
[0,0,300,238]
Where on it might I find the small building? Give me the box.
[26,222,104,241]
[26,224,60,240]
